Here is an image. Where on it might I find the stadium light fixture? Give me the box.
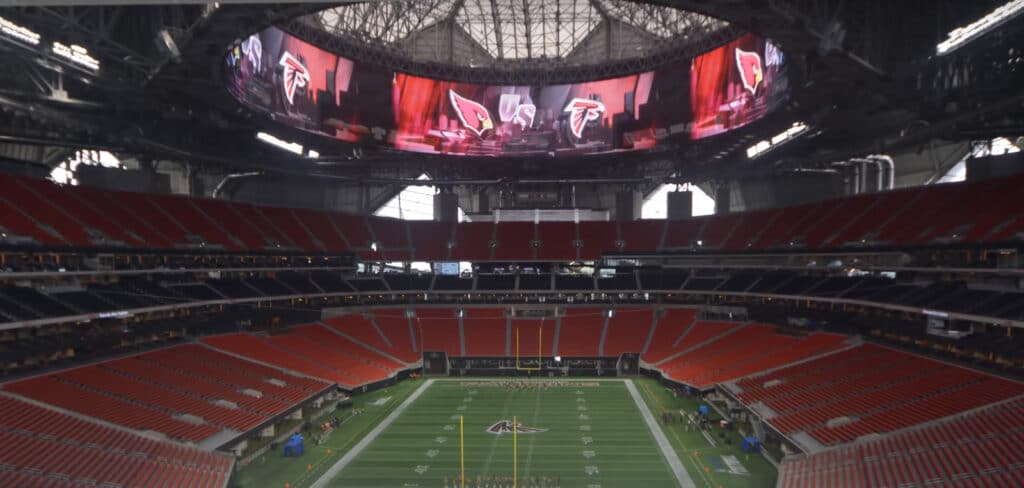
[746,140,771,159]
[256,131,303,155]
[937,0,1024,55]
[52,42,100,71]
[747,122,808,159]
[0,15,40,45]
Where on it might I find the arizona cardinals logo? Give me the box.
[563,98,605,140]
[735,48,764,96]
[486,420,547,435]
[279,52,309,106]
[449,90,494,137]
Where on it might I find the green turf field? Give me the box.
[633,380,777,488]
[233,377,777,488]
[328,378,679,487]
[232,380,422,488]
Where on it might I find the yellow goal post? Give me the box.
[514,320,543,371]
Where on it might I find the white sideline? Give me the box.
[310,379,435,488]
[625,379,697,488]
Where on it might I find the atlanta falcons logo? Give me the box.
[563,98,606,140]
[279,52,309,106]
[486,420,547,435]
[449,89,494,137]
[735,48,764,96]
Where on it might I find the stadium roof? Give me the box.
[307,0,731,67]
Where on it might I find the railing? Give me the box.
[0,265,354,280]
[2,287,1023,333]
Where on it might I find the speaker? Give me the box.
[615,190,642,221]
[715,186,731,215]
[433,192,460,222]
[667,191,693,220]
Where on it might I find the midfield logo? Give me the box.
[486,420,547,435]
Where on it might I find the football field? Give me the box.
[320,378,677,487]
[234,377,776,488]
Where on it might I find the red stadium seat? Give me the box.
[145,344,327,403]
[4,375,221,442]
[450,221,495,261]
[733,343,1024,443]
[778,397,1024,488]
[577,221,618,259]
[461,307,508,356]
[662,218,705,249]
[293,207,351,252]
[202,333,359,386]
[0,385,233,487]
[619,220,665,252]
[330,212,378,260]
[556,308,605,357]
[367,216,412,261]
[363,311,421,363]
[641,308,700,363]
[602,308,655,356]
[258,206,322,252]
[414,308,462,355]
[408,221,454,261]
[2,172,1023,259]
[537,221,577,260]
[493,222,535,261]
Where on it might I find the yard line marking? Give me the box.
[625,379,697,488]
[310,379,435,488]
[640,381,720,488]
[287,391,400,488]
[521,382,544,480]
[479,387,515,476]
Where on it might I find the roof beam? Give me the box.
[488,0,503,58]
[1,0,341,4]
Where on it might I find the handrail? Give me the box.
[2,288,1021,332]
[0,265,354,280]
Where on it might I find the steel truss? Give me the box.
[0,0,1020,186]
[1,5,208,84]
[286,17,741,84]
[289,0,740,84]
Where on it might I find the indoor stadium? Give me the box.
[0,1,1023,487]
